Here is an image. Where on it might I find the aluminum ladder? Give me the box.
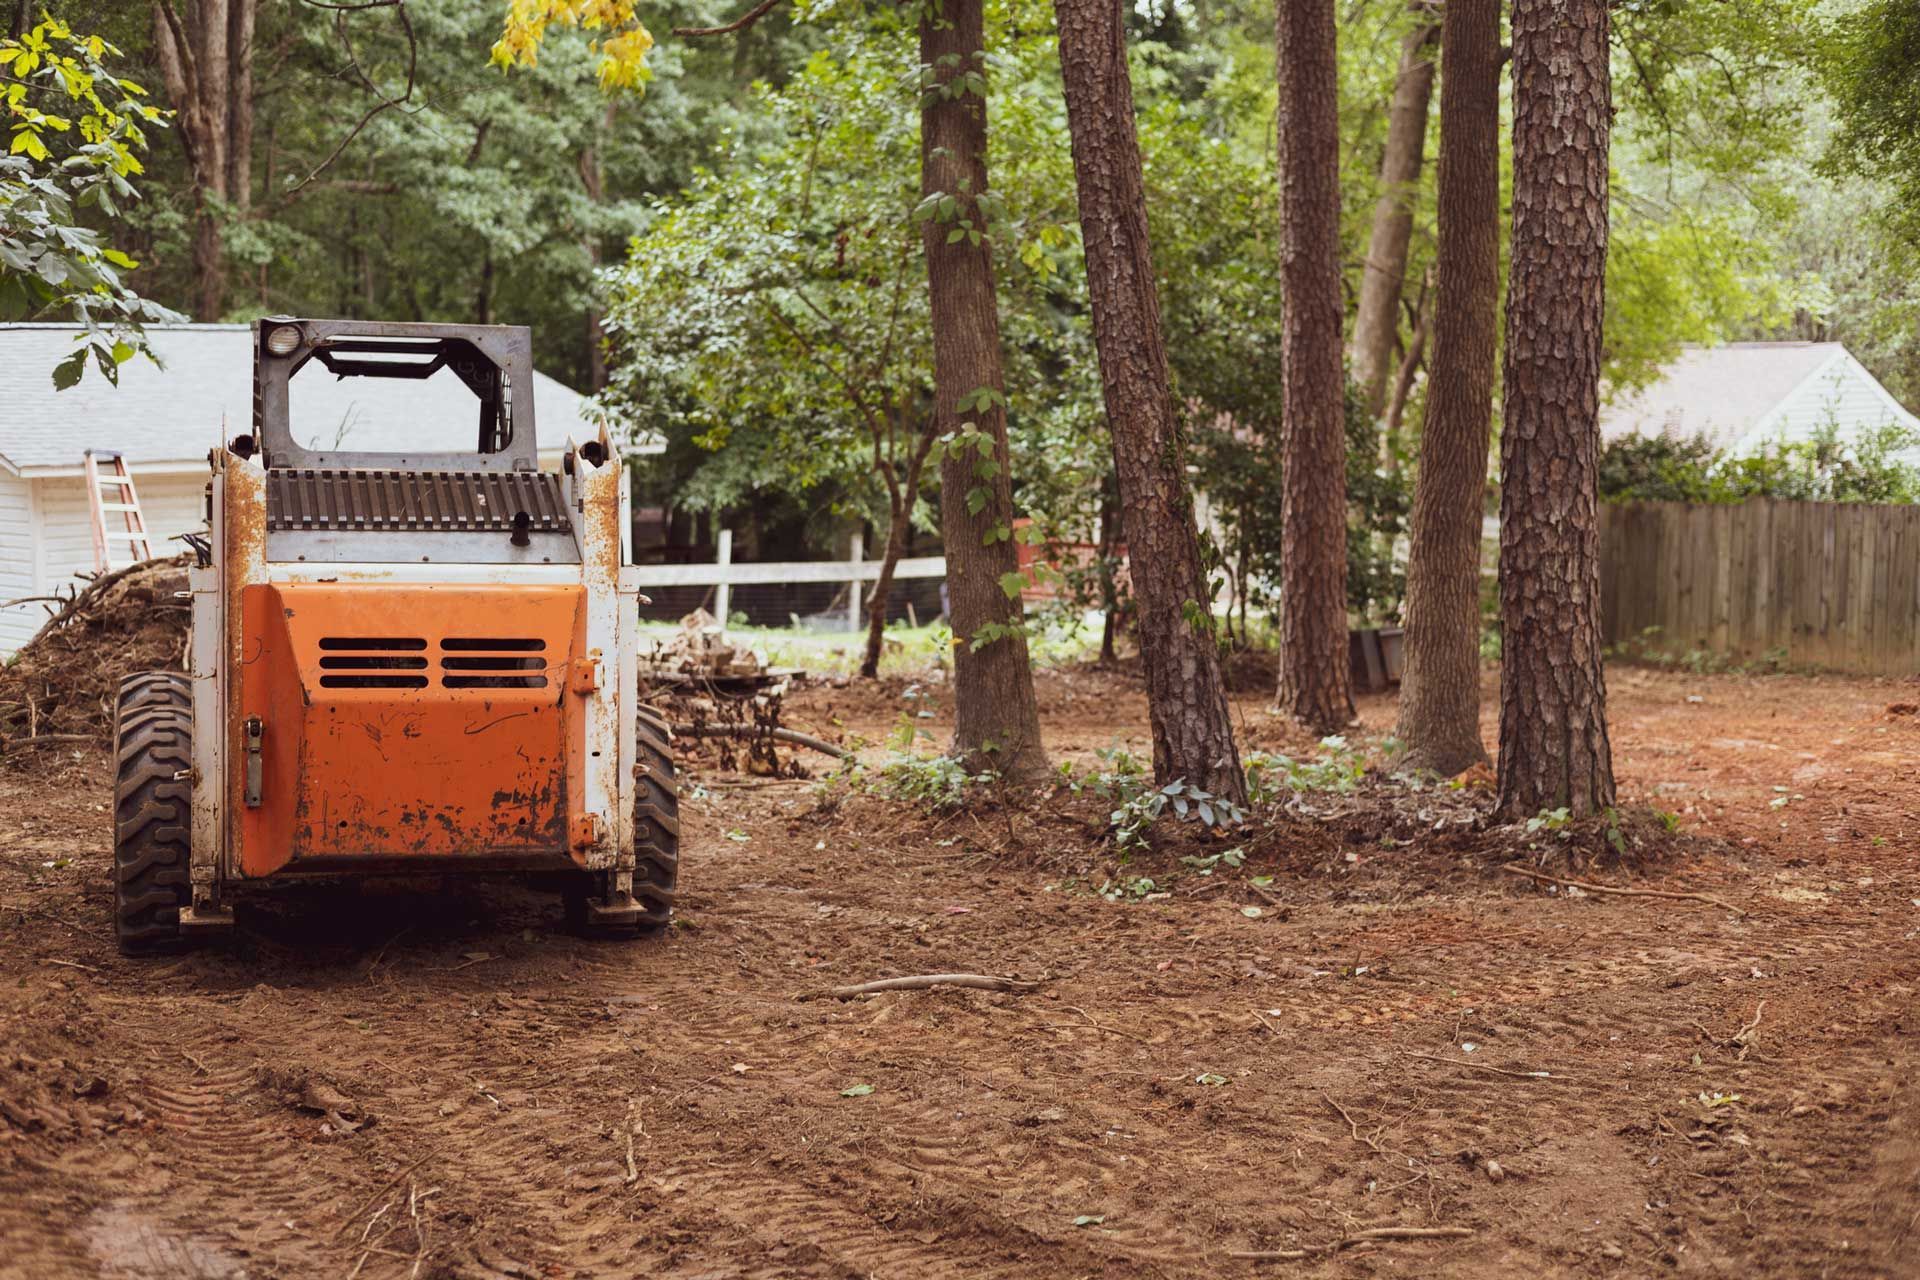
[83,450,156,572]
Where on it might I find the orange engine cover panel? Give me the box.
[236,582,585,876]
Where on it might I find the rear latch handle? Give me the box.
[243,716,264,808]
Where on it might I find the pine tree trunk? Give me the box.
[1349,9,1439,418]
[1394,0,1499,778]
[1054,0,1245,804]
[1496,0,1616,819]
[921,0,1049,781]
[1274,0,1354,735]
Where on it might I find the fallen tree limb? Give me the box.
[808,973,1040,1001]
[2,734,95,750]
[1228,1225,1475,1261]
[669,723,852,760]
[1498,864,1747,916]
[1346,1227,1475,1243]
[1403,1050,1577,1083]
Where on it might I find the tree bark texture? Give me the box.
[152,0,255,321]
[921,0,1049,780]
[1054,0,1245,803]
[1348,9,1439,419]
[1496,0,1616,819]
[1394,0,1500,777]
[1274,0,1354,735]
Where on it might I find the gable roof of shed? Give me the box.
[0,323,650,476]
[1597,342,1848,450]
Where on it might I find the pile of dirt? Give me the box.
[0,556,191,751]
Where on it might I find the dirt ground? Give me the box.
[3,663,1917,1279]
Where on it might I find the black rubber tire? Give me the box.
[632,708,680,932]
[112,672,194,956]
[566,711,679,938]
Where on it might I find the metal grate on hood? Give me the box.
[265,469,572,534]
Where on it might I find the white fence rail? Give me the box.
[627,530,947,624]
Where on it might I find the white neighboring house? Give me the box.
[1599,340,1920,462]
[0,322,661,652]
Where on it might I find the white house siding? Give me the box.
[0,472,39,652]
[1738,352,1920,464]
[34,471,208,586]
[0,470,208,654]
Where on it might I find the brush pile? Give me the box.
[0,556,191,752]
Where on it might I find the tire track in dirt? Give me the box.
[0,1187,101,1279]
[92,988,369,1277]
[173,967,1088,1280]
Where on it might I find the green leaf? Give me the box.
[50,347,86,390]
[839,1083,875,1098]
[945,228,966,245]
[997,571,1027,599]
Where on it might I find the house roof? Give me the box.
[1598,342,1850,450]
[0,323,659,476]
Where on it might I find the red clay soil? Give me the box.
[2,664,1917,1278]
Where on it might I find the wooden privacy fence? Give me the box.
[1598,498,1920,675]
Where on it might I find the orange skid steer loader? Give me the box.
[112,318,678,953]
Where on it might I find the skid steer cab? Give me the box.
[112,318,678,955]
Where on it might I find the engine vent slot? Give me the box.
[441,638,546,651]
[318,674,429,689]
[319,637,426,650]
[439,639,548,689]
[442,656,543,671]
[443,675,550,689]
[319,655,428,670]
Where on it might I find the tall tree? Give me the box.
[1274,0,1353,735]
[919,0,1049,779]
[1497,0,1615,818]
[1394,0,1499,777]
[151,0,257,321]
[1348,6,1439,421]
[1053,0,1245,803]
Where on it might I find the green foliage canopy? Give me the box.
[0,16,181,387]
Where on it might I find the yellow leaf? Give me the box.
[9,128,47,161]
[494,0,653,92]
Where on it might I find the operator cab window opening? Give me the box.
[285,336,515,457]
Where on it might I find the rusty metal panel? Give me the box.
[221,456,268,892]
[574,435,624,873]
[234,582,586,876]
